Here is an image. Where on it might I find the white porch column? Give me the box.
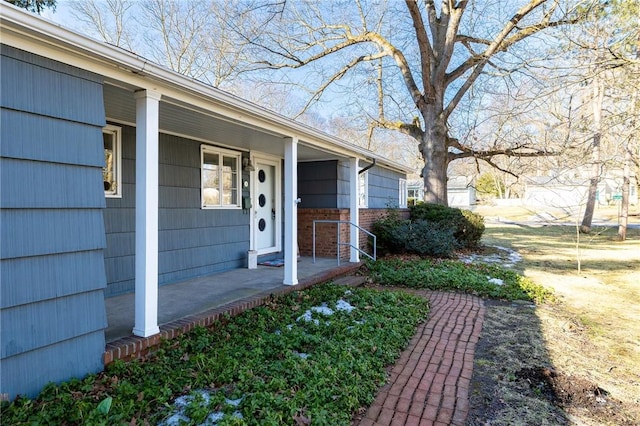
[283,137,298,285]
[133,89,162,337]
[349,157,360,262]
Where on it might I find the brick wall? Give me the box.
[298,208,410,259]
[298,208,350,259]
[358,208,410,255]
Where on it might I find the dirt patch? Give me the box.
[467,302,568,426]
[515,366,630,423]
[466,302,638,426]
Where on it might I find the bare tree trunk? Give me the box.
[580,174,599,233]
[618,146,631,240]
[420,111,449,205]
[580,74,604,234]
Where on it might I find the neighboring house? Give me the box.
[447,176,477,208]
[0,4,411,399]
[523,174,638,210]
[406,176,476,208]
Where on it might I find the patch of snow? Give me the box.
[458,245,522,268]
[159,391,244,426]
[487,277,504,286]
[206,412,225,424]
[297,299,356,323]
[225,397,243,407]
[493,245,522,263]
[296,311,320,325]
[162,412,190,426]
[173,390,210,408]
[335,299,356,313]
[311,304,334,316]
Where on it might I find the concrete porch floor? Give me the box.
[105,257,356,343]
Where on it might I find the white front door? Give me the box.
[253,156,281,254]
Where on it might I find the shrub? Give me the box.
[409,203,485,248]
[372,211,458,258]
[403,220,458,258]
[371,209,407,255]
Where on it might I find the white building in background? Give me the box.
[523,174,638,209]
[407,176,477,208]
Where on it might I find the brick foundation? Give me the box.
[297,208,410,259]
[298,209,350,259]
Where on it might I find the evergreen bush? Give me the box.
[372,203,485,257]
[409,203,485,248]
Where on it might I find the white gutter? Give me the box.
[0,2,413,174]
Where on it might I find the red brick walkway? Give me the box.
[356,291,486,426]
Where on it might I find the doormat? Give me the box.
[259,258,285,267]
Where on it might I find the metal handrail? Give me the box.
[312,220,376,265]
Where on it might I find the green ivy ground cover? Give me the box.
[1,284,429,426]
[367,258,555,304]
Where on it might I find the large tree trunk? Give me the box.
[420,111,449,205]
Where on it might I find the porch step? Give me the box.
[332,274,367,287]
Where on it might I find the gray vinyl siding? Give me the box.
[104,127,251,297]
[298,160,338,208]
[0,46,107,399]
[368,166,405,208]
[0,332,106,401]
[298,160,406,209]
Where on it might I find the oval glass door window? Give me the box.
[258,169,266,182]
[258,218,266,231]
[259,194,266,207]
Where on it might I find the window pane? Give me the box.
[103,132,115,192]
[359,172,367,207]
[399,179,408,207]
[222,155,238,205]
[203,153,220,205]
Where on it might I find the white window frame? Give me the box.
[103,124,122,198]
[399,178,408,208]
[201,144,242,209]
[359,171,369,208]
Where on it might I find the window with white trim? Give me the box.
[201,145,241,208]
[399,178,408,207]
[359,171,368,207]
[103,125,122,198]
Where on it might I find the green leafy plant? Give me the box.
[0,284,429,426]
[367,258,555,303]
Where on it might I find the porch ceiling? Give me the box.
[103,83,347,162]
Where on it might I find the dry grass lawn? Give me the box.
[470,204,640,425]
